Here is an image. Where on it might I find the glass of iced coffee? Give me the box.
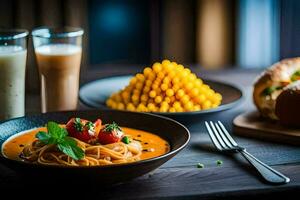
[0,29,28,120]
[32,27,84,113]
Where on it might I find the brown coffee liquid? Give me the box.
[35,44,82,112]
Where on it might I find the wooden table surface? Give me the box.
[2,66,300,199]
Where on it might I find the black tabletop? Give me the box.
[1,66,300,199]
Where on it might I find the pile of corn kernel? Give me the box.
[106,60,222,112]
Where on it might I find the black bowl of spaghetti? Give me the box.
[0,110,190,186]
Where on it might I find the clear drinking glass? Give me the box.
[0,29,28,120]
[32,27,84,113]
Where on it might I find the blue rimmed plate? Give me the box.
[79,75,244,121]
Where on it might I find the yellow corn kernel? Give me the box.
[177,64,184,71]
[184,82,193,91]
[159,106,168,112]
[137,104,145,112]
[175,105,183,112]
[170,96,176,103]
[169,107,176,112]
[131,94,140,102]
[215,93,222,101]
[157,71,165,79]
[195,79,203,87]
[161,101,169,107]
[193,105,201,111]
[161,83,168,91]
[136,73,145,82]
[190,88,199,97]
[168,71,176,78]
[135,82,144,90]
[126,103,135,111]
[141,94,148,102]
[133,89,141,96]
[184,68,191,74]
[172,84,180,92]
[149,90,156,98]
[163,77,170,84]
[148,73,156,81]
[152,84,159,90]
[117,103,125,110]
[111,101,117,109]
[164,63,174,72]
[106,99,114,107]
[173,101,181,109]
[181,70,188,78]
[155,88,162,95]
[181,95,190,104]
[115,94,122,102]
[155,96,162,104]
[130,77,137,85]
[145,79,152,87]
[162,59,171,66]
[184,101,193,111]
[147,103,156,111]
[176,89,185,99]
[153,63,162,73]
[202,100,212,110]
[164,97,171,103]
[143,67,152,76]
[143,86,151,93]
[166,89,174,97]
[172,77,180,84]
[121,91,130,100]
[198,94,206,103]
[189,73,197,81]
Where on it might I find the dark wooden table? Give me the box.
[2,66,300,199]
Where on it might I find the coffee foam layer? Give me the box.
[35,44,81,55]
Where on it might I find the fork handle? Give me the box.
[239,150,290,184]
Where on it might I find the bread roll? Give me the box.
[275,80,300,127]
[253,57,300,120]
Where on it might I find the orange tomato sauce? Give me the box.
[2,127,170,161]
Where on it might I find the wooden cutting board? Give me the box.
[233,111,300,145]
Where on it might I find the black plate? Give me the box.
[79,75,244,121]
[0,110,190,186]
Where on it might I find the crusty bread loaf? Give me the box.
[253,57,300,120]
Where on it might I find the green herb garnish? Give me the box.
[74,118,83,132]
[216,160,223,166]
[122,136,131,144]
[291,70,300,82]
[85,121,94,130]
[262,86,283,96]
[36,121,84,160]
[104,122,122,132]
[197,163,204,168]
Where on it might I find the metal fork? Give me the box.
[205,121,290,184]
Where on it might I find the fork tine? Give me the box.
[214,122,233,148]
[209,121,227,149]
[205,121,222,150]
[218,121,238,146]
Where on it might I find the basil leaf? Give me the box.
[36,131,51,144]
[35,121,85,160]
[57,138,84,160]
[291,70,300,81]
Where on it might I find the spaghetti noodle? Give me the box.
[21,138,142,166]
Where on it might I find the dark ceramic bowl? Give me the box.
[0,110,190,185]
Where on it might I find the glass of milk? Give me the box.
[0,29,28,121]
[32,27,84,113]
